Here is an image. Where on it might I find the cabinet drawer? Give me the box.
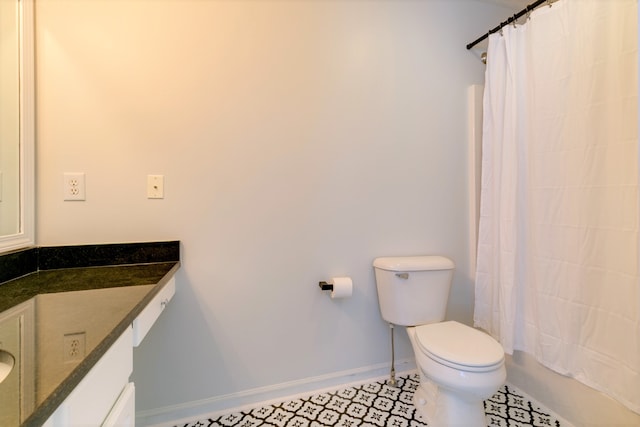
[132,277,175,347]
[45,327,133,426]
[102,382,135,427]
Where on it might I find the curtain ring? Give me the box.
[512,14,518,27]
[499,19,508,36]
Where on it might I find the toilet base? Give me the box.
[412,381,487,427]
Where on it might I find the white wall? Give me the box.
[35,0,511,419]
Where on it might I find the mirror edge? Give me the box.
[0,0,35,253]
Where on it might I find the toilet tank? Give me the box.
[373,256,455,326]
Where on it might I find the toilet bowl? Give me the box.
[372,256,506,427]
[407,321,506,427]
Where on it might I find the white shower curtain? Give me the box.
[474,0,640,414]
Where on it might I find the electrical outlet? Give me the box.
[63,332,86,363]
[63,173,86,201]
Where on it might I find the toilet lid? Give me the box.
[415,321,504,372]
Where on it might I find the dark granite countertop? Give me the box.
[0,241,180,427]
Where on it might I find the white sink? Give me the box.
[0,349,15,383]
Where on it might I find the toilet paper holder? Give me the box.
[318,281,333,291]
[318,277,353,299]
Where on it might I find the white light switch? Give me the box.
[147,175,164,199]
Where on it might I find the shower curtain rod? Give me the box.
[466,0,552,50]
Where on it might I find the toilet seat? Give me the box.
[414,321,504,372]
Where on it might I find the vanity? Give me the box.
[0,241,180,426]
[0,1,179,425]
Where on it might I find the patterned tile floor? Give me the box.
[177,373,564,427]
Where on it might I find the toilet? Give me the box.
[373,256,506,427]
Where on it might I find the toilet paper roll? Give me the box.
[330,277,353,299]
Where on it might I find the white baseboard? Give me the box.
[136,359,416,427]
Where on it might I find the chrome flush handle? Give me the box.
[395,273,409,279]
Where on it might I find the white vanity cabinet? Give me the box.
[42,328,134,427]
[42,277,176,427]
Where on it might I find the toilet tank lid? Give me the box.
[373,256,455,272]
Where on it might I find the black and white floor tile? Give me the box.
[177,374,564,427]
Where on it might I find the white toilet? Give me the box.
[373,255,506,427]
